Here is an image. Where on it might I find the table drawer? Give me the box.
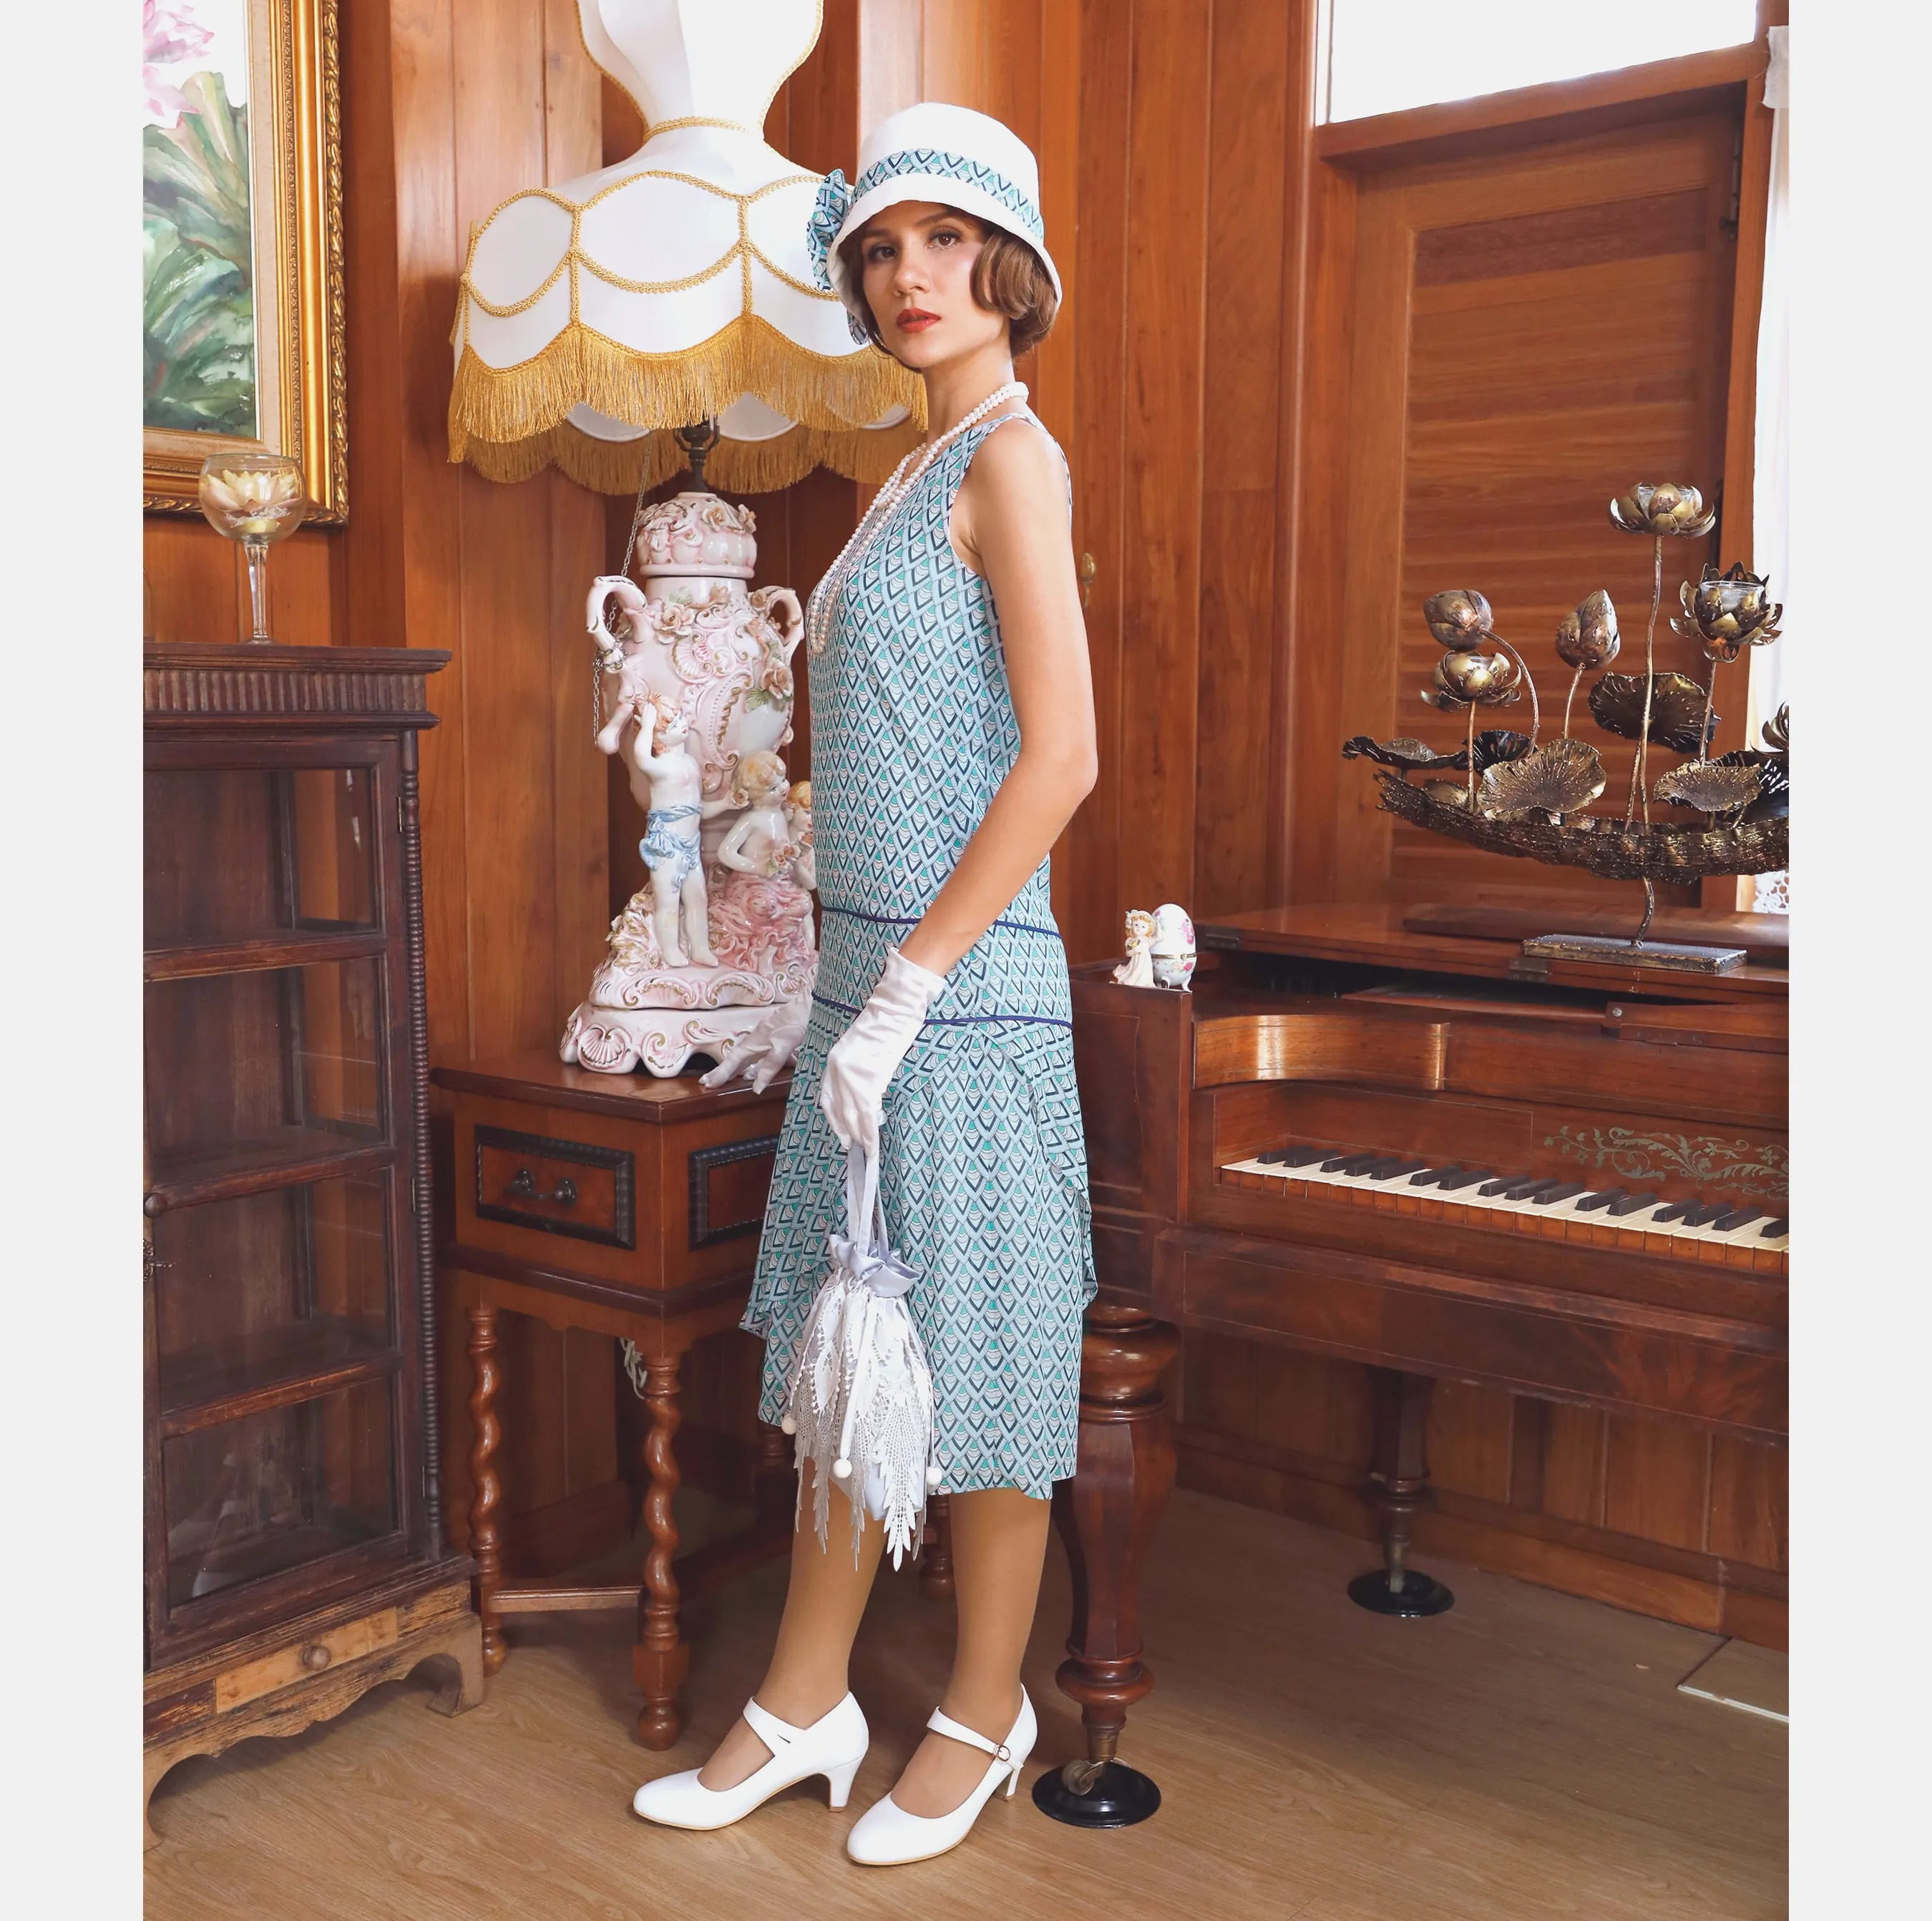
[474,1124,635,1250]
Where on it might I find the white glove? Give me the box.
[700,992,811,1094]
[818,949,947,1157]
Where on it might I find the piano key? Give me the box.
[1605,1191,1662,1217]
[1437,1168,1495,1191]
[1501,1175,1563,1201]
[1572,1188,1626,1213]
[1256,1148,1292,1164]
[1678,1199,1735,1228]
[1320,1151,1372,1174]
[1649,1200,1696,1225]
[1531,1183,1589,1206]
[1278,1145,1330,1167]
[1712,1205,1766,1233]
[1760,1217,1788,1239]
[1365,1157,1428,1182]
[1408,1165,1458,1186]
[1476,1175,1520,1198]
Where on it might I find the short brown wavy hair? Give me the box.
[837,211,1059,358]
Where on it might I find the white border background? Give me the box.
[1,2,1921,1910]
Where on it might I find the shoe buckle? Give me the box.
[994,1742,1012,1764]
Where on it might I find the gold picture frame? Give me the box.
[143,0,346,522]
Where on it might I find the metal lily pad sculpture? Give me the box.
[1478,738,1607,821]
[1342,730,1531,774]
[1652,758,1763,817]
[1588,671,1717,753]
[1342,484,1787,944]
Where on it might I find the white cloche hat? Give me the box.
[806,102,1060,339]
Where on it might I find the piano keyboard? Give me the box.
[1219,1145,1788,1271]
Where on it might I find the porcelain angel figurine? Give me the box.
[784,779,816,892]
[632,698,723,968]
[1113,908,1156,986]
[715,751,799,879]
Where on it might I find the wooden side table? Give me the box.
[433,1052,796,1747]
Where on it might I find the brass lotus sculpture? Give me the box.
[1478,738,1608,822]
[1608,482,1717,539]
[1342,730,1531,774]
[1342,482,1787,914]
[1587,672,1716,754]
[1606,481,1722,823]
[1423,589,1496,647]
[1670,561,1784,759]
[1652,758,1763,816]
[1556,589,1619,735]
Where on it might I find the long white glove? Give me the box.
[818,948,947,1158]
[700,991,811,1094]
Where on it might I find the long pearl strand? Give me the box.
[806,381,1029,658]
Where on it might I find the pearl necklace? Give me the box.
[806,381,1029,658]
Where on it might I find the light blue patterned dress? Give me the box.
[741,409,1096,1500]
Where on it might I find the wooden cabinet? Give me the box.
[143,645,482,1842]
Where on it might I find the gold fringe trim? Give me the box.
[447,313,922,456]
[459,415,926,497]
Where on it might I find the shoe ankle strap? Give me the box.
[925,1705,1013,1765]
[741,1697,805,1751]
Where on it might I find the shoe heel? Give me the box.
[825,1756,862,1810]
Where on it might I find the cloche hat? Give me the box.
[806,103,1060,339]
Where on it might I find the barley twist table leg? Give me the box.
[633,1349,688,1748]
[465,1303,506,1676]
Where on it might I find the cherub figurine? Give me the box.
[784,778,816,892]
[1113,908,1156,986]
[715,751,798,879]
[631,699,720,968]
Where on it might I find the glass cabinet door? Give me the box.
[145,743,414,1651]
[145,765,378,949]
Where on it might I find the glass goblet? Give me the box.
[197,452,308,644]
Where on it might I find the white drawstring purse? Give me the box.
[781,1144,942,1568]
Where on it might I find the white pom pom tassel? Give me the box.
[780,1414,796,1434]
[925,1464,943,1489]
[832,1457,852,1480]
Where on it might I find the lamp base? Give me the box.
[1516,933,1747,975]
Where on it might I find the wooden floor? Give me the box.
[145,1490,1786,1920]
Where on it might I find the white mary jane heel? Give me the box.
[631,1693,869,1831]
[844,1688,1037,1867]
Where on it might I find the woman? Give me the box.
[632,102,1098,1868]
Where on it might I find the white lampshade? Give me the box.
[448,0,923,496]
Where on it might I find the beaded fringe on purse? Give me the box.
[781,1145,942,1567]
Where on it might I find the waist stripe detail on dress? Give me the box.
[811,992,1072,1032]
[819,903,1063,940]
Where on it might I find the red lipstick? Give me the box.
[894,308,939,333]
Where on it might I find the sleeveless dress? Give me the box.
[741,409,1096,1500]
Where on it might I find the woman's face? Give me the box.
[858,200,1008,370]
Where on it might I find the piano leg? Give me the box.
[1349,1367,1455,1617]
[1034,1303,1181,1829]
[919,1492,955,1598]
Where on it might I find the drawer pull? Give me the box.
[505,1168,577,1206]
[301,1643,333,1673]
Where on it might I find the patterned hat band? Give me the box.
[807,145,1054,323]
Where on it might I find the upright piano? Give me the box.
[1048,903,1786,1803]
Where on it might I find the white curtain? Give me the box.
[1748,24,1789,914]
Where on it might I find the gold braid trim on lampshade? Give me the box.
[447,313,922,461]
[461,411,926,497]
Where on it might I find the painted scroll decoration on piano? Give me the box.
[1342,481,1787,975]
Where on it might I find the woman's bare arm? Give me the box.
[896,420,1096,977]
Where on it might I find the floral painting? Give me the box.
[143,1,257,439]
